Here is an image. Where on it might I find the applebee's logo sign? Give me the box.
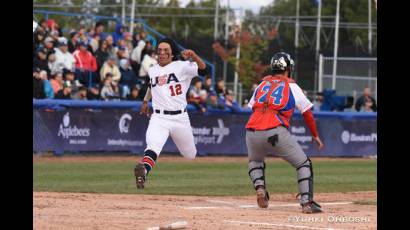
[57,112,90,139]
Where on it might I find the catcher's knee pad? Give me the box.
[248,161,266,189]
[296,157,314,203]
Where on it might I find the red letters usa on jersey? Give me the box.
[246,76,296,130]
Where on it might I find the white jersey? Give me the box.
[248,82,313,113]
[148,60,198,111]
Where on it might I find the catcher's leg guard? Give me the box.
[295,157,322,213]
[249,161,269,208]
[249,161,266,189]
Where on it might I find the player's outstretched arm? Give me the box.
[181,49,206,70]
[302,109,324,150]
[140,87,152,117]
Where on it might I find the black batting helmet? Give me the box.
[157,37,180,61]
[270,52,295,76]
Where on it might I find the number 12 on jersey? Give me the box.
[170,84,182,96]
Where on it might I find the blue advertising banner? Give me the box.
[33,105,376,157]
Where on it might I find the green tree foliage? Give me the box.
[227,32,268,90]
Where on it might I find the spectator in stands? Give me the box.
[94,21,107,40]
[100,56,121,85]
[343,96,355,112]
[47,53,61,75]
[313,92,324,111]
[113,23,125,44]
[119,59,137,98]
[64,70,81,96]
[207,91,225,110]
[89,34,100,54]
[105,35,116,56]
[47,19,62,37]
[78,27,88,44]
[68,30,79,53]
[116,45,130,60]
[33,26,46,52]
[202,75,214,93]
[54,38,75,72]
[224,89,241,112]
[139,48,157,83]
[359,97,375,112]
[72,86,88,100]
[73,41,97,86]
[86,26,95,38]
[188,78,207,113]
[87,86,101,100]
[50,31,61,44]
[38,70,54,99]
[140,40,153,62]
[94,39,110,72]
[355,87,377,112]
[43,37,56,58]
[242,99,250,109]
[127,86,140,101]
[38,19,49,36]
[215,78,226,98]
[33,48,50,74]
[50,72,64,95]
[55,81,73,100]
[33,68,45,99]
[132,32,140,47]
[124,32,134,51]
[100,73,120,100]
[131,31,147,64]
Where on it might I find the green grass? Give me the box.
[33,159,376,196]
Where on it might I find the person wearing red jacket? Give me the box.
[246,52,324,213]
[72,41,97,87]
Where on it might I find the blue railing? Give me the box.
[33,10,215,84]
[33,99,377,118]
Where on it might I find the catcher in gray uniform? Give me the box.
[245,52,324,213]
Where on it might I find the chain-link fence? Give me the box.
[319,56,377,100]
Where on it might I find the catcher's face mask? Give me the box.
[157,42,173,66]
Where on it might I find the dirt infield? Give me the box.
[34,155,376,229]
[34,191,376,230]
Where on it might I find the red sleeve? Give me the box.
[90,54,97,72]
[302,109,319,138]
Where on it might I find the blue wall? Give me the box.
[33,100,377,156]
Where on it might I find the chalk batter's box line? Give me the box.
[224,220,346,230]
[178,201,353,210]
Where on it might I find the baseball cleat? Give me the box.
[256,187,270,208]
[134,163,146,189]
[301,201,323,213]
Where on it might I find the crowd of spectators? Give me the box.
[311,87,377,112]
[33,18,244,113]
[33,19,158,102]
[33,18,376,113]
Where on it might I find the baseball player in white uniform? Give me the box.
[134,37,206,189]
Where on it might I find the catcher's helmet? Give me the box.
[270,52,295,76]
